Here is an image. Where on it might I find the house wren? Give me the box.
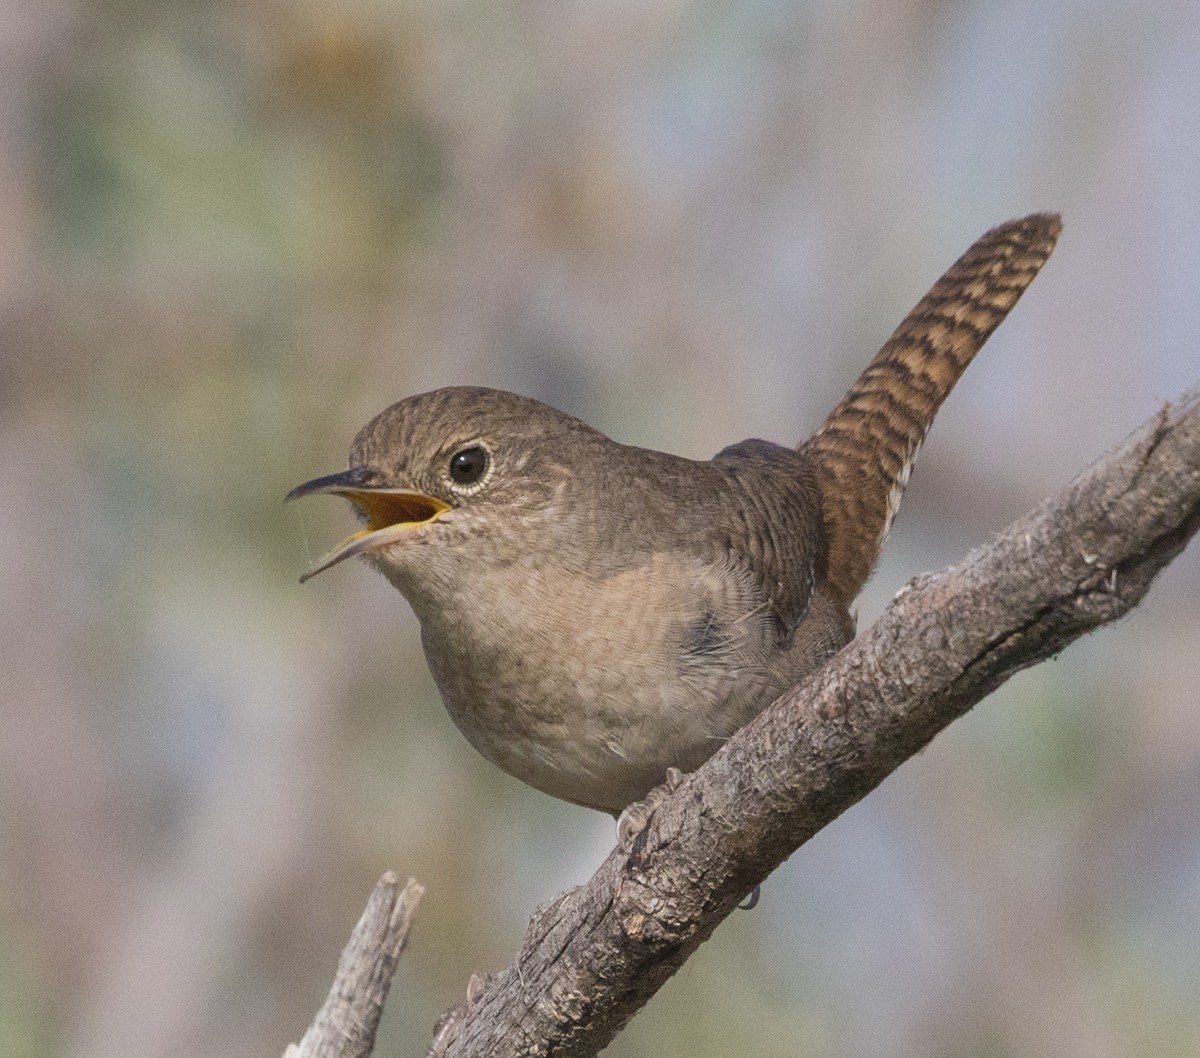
[289,214,1060,816]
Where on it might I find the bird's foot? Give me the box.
[431,971,495,1053]
[739,885,761,910]
[617,767,685,853]
[466,970,494,1010]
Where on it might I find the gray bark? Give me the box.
[284,874,424,1058]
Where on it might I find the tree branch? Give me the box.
[285,873,424,1058]
[430,387,1200,1057]
[290,387,1200,1058]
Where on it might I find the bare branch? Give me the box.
[295,388,1199,1058]
[285,874,424,1058]
[428,387,1200,1057]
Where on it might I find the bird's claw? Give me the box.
[466,970,493,1010]
[617,766,685,852]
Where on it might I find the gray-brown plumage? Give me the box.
[289,213,1060,814]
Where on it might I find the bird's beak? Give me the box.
[286,467,450,582]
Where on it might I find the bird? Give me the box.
[288,213,1060,824]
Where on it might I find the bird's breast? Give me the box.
[404,550,782,811]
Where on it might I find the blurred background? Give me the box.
[2,0,1198,1055]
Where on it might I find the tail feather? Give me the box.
[804,212,1062,607]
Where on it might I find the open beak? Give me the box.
[286,467,450,582]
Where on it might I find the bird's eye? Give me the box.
[448,444,490,488]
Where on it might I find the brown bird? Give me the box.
[289,214,1060,821]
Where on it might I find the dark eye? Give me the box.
[449,444,489,487]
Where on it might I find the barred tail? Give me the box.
[804,212,1061,607]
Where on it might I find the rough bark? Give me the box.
[293,387,1200,1058]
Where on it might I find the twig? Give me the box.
[285,873,424,1058]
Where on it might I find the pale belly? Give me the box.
[413,557,778,812]
[427,645,763,812]
[399,552,851,813]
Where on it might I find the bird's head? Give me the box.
[287,386,605,585]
